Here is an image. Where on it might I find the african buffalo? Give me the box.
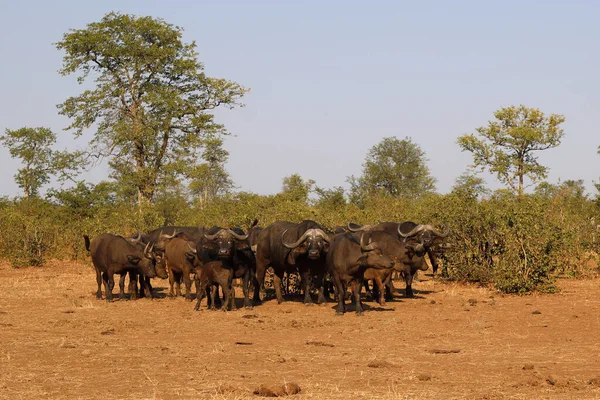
[327,232,397,315]
[348,221,449,273]
[247,223,263,255]
[125,233,168,299]
[83,234,157,302]
[200,225,257,309]
[193,260,235,311]
[348,221,449,297]
[255,220,332,305]
[127,226,206,257]
[163,236,201,300]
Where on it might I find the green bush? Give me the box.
[0,189,597,294]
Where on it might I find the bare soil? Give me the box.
[1,260,600,399]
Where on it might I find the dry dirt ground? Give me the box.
[1,261,600,400]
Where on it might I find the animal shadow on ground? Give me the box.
[329,302,396,314]
[147,287,168,299]
[260,292,326,304]
[396,288,435,298]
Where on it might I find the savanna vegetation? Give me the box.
[1,12,599,296]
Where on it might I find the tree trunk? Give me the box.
[518,173,524,196]
[517,154,524,197]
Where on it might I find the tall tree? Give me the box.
[281,174,315,204]
[596,146,600,206]
[457,105,565,196]
[348,136,436,202]
[0,127,82,198]
[188,137,234,205]
[56,12,248,206]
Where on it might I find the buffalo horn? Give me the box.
[131,232,142,243]
[144,241,154,257]
[398,224,424,238]
[347,222,374,232]
[228,229,249,240]
[431,223,450,238]
[203,229,223,241]
[187,243,197,254]
[160,229,179,240]
[282,229,310,249]
[360,233,376,251]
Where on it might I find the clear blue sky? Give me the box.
[1,1,598,197]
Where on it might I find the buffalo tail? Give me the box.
[83,235,91,252]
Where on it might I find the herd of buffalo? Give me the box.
[83,219,449,315]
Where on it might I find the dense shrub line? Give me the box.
[0,191,597,294]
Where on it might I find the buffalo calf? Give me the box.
[193,261,235,311]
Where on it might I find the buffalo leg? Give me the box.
[315,269,327,305]
[118,274,126,300]
[363,279,372,298]
[300,267,313,305]
[273,270,286,304]
[209,284,218,310]
[427,250,438,274]
[405,273,414,298]
[144,277,154,299]
[352,280,364,316]
[183,270,193,301]
[323,273,333,301]
[373,275,386,306]
[334,276,346,315]
[140,276,154,299]
[101,272,109,301]
[128,272,138,300]
[250,268,261,305]
[221,273,233,312]
[194,279,207,311]
[168,267,176,297]
[95,269,103,300]
[254,254,270,303]
[106,272,115,302]
[230,284,237,311]
[174,272,183,297]
[384,276,395,300]
[242,269,252,309]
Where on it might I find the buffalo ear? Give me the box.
[404,246,416,259]
[235,241,251,251]
[127,255,141,265]
[185,252,196,261]
[356,254,368,266]
[286,251,296,265]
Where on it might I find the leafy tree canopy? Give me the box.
[348,136,436,203]
[457,105,565,196]
[56,12,248,205]
[0,127,83,198]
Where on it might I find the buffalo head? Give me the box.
[156,229,180,252]
[356,233,395,269]
[399,223,449,256]
[126,242,158,278]
[203,228,249,259]
[126,235,166,279]
[282,228,332,260]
